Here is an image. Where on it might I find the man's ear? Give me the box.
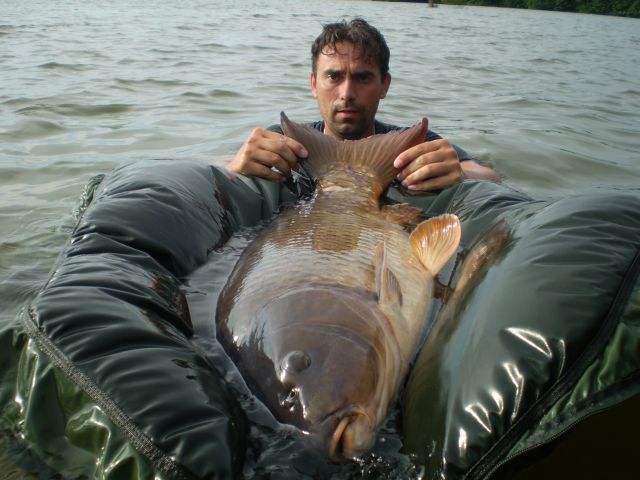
[310,71,318,98]
[381,73,391,99]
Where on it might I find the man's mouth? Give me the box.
[335,109,361,120]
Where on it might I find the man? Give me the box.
[227,18,499,192]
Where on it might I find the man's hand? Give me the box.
[226,128,308,182]
[393,139,501,192]
[393,139,465,192]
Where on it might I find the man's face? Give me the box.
[311,42,391,140]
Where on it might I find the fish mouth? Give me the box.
[327,407,375,459]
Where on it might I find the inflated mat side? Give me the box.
[20,161,289,479]
[402,188,640,479]
[496,277,640,479]
[3,325,172,479]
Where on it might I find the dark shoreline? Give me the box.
[374,0,640,19]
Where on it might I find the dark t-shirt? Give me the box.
[267,119,473,161]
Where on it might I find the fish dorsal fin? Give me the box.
[281,112,428,187]
[374,241,403,307]
[409,214,461,275]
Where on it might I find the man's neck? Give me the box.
[320,120,379,140]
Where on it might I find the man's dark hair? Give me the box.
[311,18,390,79]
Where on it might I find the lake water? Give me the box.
[1,0,639,476]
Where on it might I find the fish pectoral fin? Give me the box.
[374,241,403,307]
[409,214,462,275]
[380,203,423,225]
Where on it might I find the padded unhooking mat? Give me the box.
[2,160,639,479]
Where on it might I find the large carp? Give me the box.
[216,113,461,459]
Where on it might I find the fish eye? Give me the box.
[281,350,311,373]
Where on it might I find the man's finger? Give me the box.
[254,149,294,177]
[393,147,415,169]
[402,161,450,186]
[265,137,304,170]
[265,131,308,161]
[281,135,308,161]
[404,165,462,191]
[397,153,432,181]
[289,138,309,160]
[407,172,458,191]
[393,142,433,169]
[245,161,287,182]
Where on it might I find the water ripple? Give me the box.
[16,103,133,117]
[36,61,92,71]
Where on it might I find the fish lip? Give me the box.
[323,406,374,459]
[329,416,351,458]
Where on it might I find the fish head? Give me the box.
[260,286,397,459]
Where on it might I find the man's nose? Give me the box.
[338,76,356,102]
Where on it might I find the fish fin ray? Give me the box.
[281,113,428,186]
[374,241,403,307]
[281,113,339,180]
[409,214,461,274]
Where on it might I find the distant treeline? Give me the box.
[439,0,640,17]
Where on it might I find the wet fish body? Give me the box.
[216,114,461,458]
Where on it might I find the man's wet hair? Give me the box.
[311,18,390,79]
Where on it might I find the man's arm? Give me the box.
[461,159,501,182]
